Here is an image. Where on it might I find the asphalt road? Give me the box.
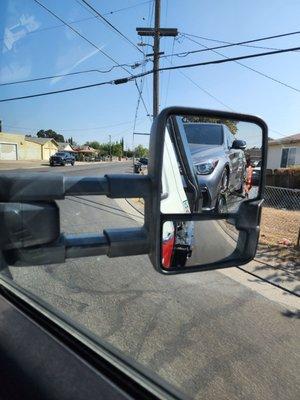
[2,162,300,400]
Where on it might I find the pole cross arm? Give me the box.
[136,27,178,37]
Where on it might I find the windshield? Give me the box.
[184,123,223,145]
[0,1,299,400]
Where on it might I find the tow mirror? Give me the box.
[146,107,267,273]
[0,106,267,275]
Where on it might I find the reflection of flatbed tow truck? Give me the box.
[161,130,194,268]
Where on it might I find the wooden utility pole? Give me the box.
[109,134,112,161]
[153,0,161,118]
[136,0,177,119]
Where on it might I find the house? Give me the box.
[267,133,300,169]
[25,137,59,160]
[73,145,97,159]
[57,142,76,153]
[0,132,58,160]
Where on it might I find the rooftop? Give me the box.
[269,133,300,145]
[26,137,58,145]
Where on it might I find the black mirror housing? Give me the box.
[147,106,268,274]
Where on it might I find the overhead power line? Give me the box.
[182,34,300,93]
[0,79,114,102]
[33,0,150,130]
[0,0,153,43]
[1,44,300,102]
[32,0,147,111]
[79,0,144,54]
[134,78,151,118]
[4,117,146,132]
[178,33,288,52]
[32,0,133,75]
[160,29,300,59]
[0,66,139,87]
[157,45,300,75]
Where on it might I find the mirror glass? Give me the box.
[161,219,242,269]
[161,114,263,215]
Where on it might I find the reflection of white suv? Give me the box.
[161,130,194,268]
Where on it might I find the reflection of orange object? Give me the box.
[162,235,175,268]
[244,165,253,194]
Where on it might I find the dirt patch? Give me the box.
[260,207,300,247]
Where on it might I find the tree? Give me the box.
[112,141,122,157]
[182,116,238,134]
[67,137,77,146]
[126,149,133,158]
[84,141,101,150]
[134,144,148,158]
[36,129,65,142]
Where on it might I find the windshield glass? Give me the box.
[184,123,223,145]
[1,1,299,400]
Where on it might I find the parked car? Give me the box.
[183,122,246,211]
[49,152,75,166]
[82,155,95,162]
[252,160,261,186]
[134,157,148,173]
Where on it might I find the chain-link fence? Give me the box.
[260,186,300,247]
[264,186,300,211]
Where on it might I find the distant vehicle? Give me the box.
[134,157,148,173]
[84,156,95,162]
[49,152,75,166]
[183,122,247,211]
[252,160,262,186]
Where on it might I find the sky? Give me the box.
[0,0,299,149]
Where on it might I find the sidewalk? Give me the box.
[0,160,126,170]
[244,244,300,295]
[126,197,300,296]
[0,160,49,170]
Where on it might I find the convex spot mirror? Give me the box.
[147,107,267,274]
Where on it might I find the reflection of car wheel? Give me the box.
[61,162,65,166]
[215,193,227,213]
[219,169,229,193]
[71,161,75,166]
[50,163,54,167]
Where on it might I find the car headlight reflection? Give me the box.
[195,160,219,175]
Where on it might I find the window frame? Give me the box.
[280,147,296,167]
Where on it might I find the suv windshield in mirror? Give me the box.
[184,123,223,145]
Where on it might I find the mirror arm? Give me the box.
[0,174,151,202]
[3,227,150,266]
